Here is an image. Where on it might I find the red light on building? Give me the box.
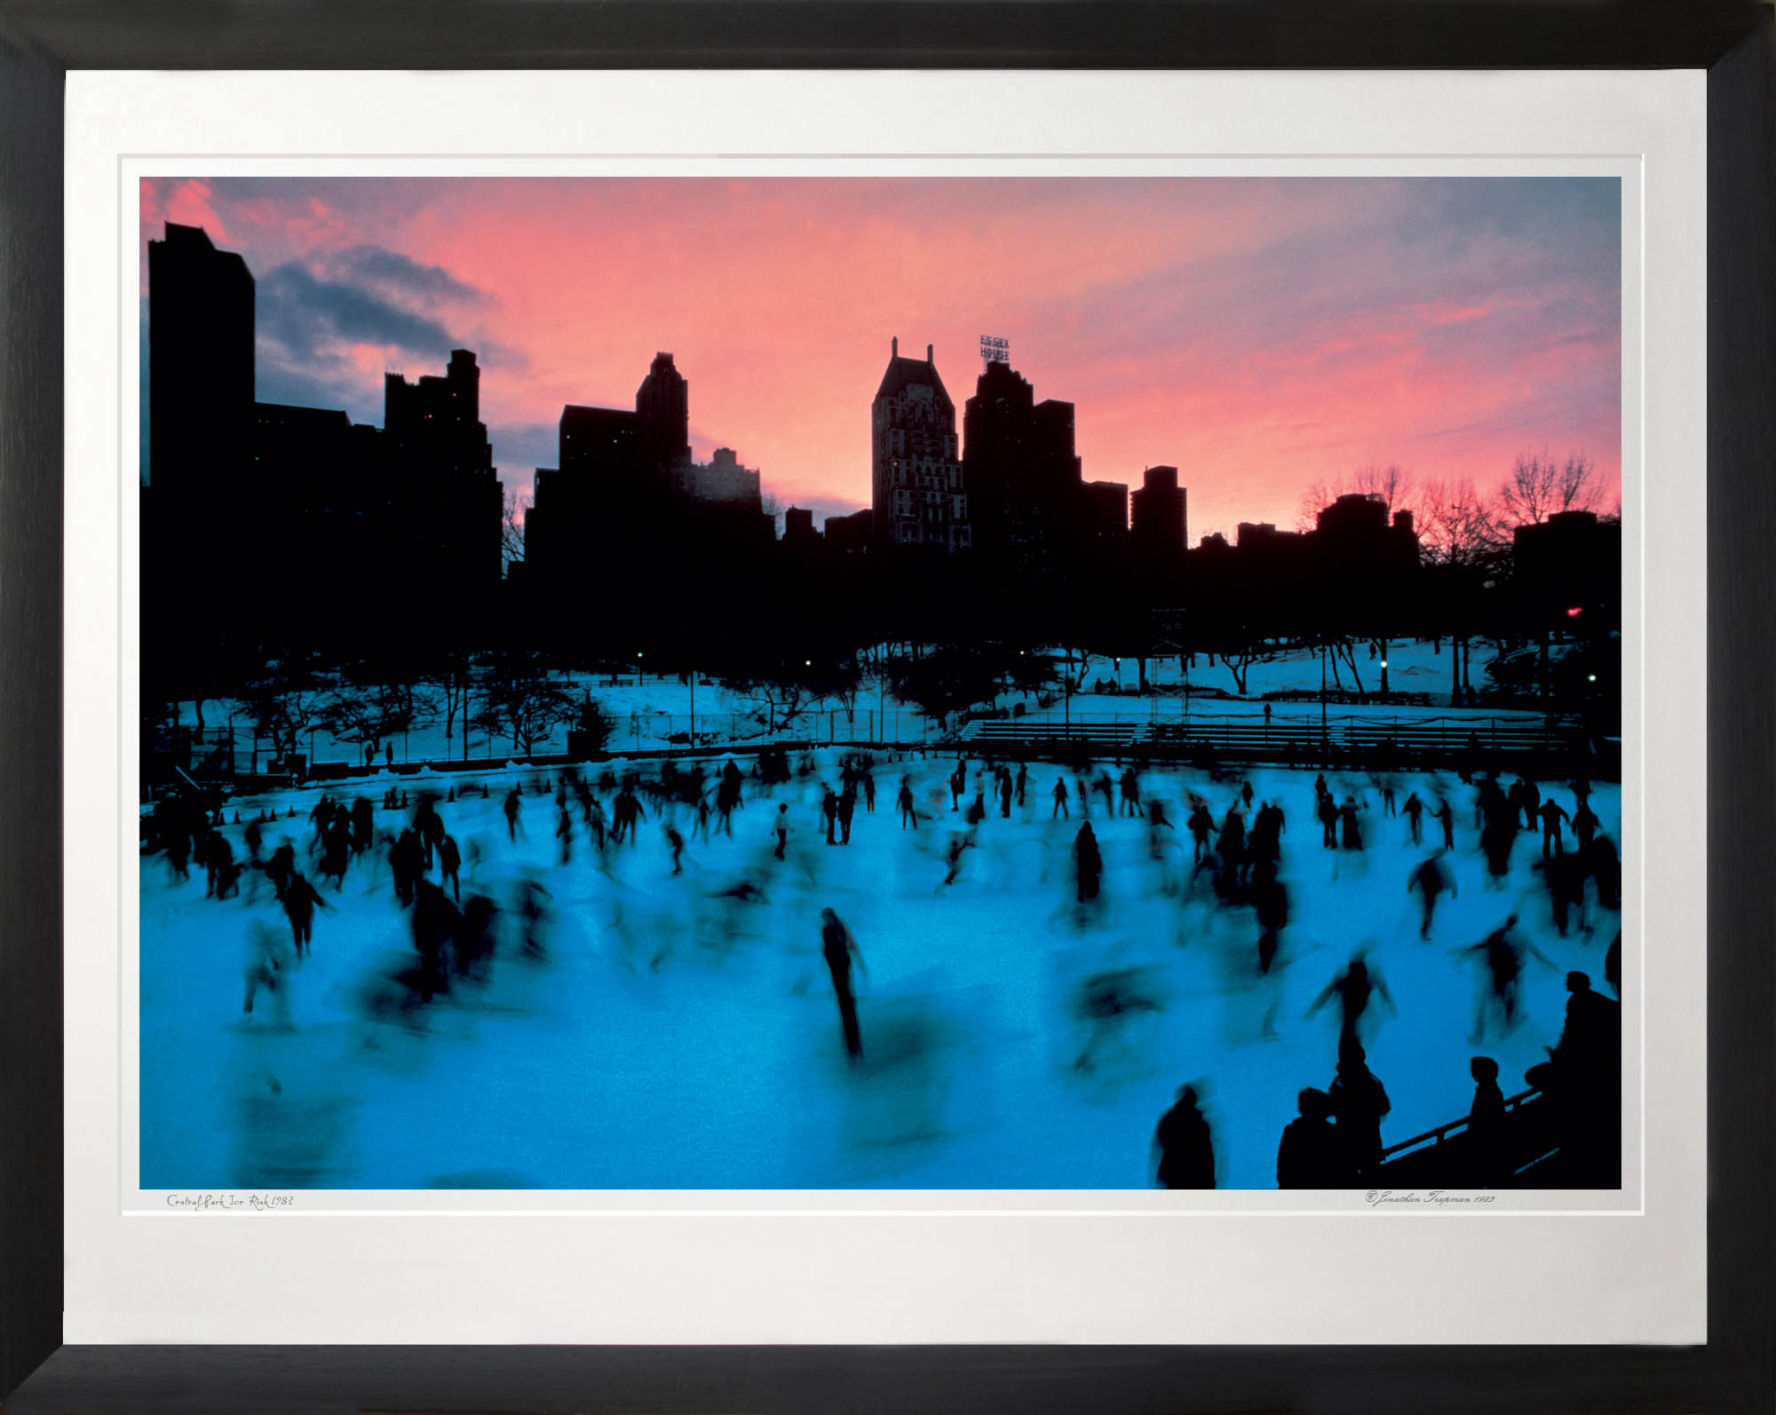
[1566,606,1583,618]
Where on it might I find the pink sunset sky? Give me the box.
[141,176,1621,543]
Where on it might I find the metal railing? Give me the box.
[148,706,1597,794]
[1376,1086,1542,1166]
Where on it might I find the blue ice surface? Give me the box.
[139,756,1621,1190]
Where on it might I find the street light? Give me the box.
[636,650,644,688]
[1319,640,1329,759]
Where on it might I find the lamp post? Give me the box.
[1320,640,1329,761]
[636,650,644,688]
[688,669,696,747]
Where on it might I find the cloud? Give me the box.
[320,244,487,308]
[257,261,459,365]
[487,421,559,474]
[254,355,382,426]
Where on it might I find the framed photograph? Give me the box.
[5,4,1772,1411]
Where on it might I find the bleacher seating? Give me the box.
[958,713,1598,772]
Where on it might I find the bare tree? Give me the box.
[1296,464,1419,530]
[240,652,329,762]
[1417,476,1507,569]
[502,487,528,570]
[322,680,428,766]
[427,645,476,752]
[1497,452,1603,527]
[1326,637,1369,699]
[471,650,578,756]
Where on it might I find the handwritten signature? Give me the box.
[165,1193,296,1211]
[1364,1189,1497,1206]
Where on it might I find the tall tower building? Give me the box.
[147,222,255,501]
[383,350,504,592]
[871,338,969,552]
[961,358,1033,556]
[144,222,258,689]
[962,354,1085,563]
[636,351,691,474]
[1131,465,1188,556]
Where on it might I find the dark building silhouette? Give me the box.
[1081,480,1130,543]
[523,354,777,629]
[675,447,763,513]
[1237,521,1304,552]
[1313,493,1420,572]
[560,403,643,478]
[783,506,819,545]
[872,338,969,552]
[1131,465,1188,557]
[147,223,255,503]
[525,403,648,600]
[383,350,505,594]
[825,508,873,555]
[143,222,508,695]
[1512,510,1620,613]
[636,351,691,474]
[961,356,1089,564]
[144,223,258,694]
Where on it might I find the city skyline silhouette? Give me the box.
[140,175,1622,546]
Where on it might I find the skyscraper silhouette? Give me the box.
[1131,465,1188,558]
[871,338,969,553]
[636,352,691,475]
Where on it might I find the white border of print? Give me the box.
[64,70,1703,1344]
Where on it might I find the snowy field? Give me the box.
[163,638,1524,765]
[140,751,1621,1191]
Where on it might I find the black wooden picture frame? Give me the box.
[1,3,1770,1410]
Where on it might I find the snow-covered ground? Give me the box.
[166,639,1517,766]
[140,749,1621,1191]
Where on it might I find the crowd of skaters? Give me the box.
[145,740,1622,1188]
[1141,763,1621,1189]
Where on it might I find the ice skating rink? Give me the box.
[139,754,1621,1190]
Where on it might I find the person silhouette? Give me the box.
[1252,860,1289,976]
[1431,796,1455,850]
[1153,1084,1215,1189]
[1572,798,1601,852]
[1328,1039,1391,1177]
[1402,791,1425,845]
[1538,797,1571,858]
[1307,955,1395,1049]
[1338,795,1364,851]
[1464,914,1556,1042]
[437,832,462,901]
[1465,1055,1507,1187]
[819,907,866,1060]
[1188,801,1215,861]
[1277,1088,1348,1188]
[281,870,332,960]
[1074,821,1103,904]
[1407,849,1456,939]
[898,776,919,829]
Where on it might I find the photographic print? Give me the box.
[137,175,1624,1193]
